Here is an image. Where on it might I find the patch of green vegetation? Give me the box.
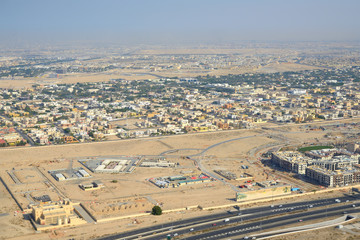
[151,205,162,215]
[298,145,333,152]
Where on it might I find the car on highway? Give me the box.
[279,205,283,208]
[309,205,313,208]
[189,228,194,231]
[335,199,341,203]
[212,223,217,226]
[343,211,348,214]
[224,218,230,222]
[298,219,303,222]
[353,205,356,208]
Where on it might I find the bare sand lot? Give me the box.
[205,135,275,158]
[0,70,156,89]
[0,181,34,239]
[255,62,321,73]
[0,130,260,166]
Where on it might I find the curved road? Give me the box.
[159,134,285,192]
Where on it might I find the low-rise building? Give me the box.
[31,200,85,227]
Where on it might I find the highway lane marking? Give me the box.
[198,205,358,240]
[197,207,359,240]
[123,200,358,239]
[138,213,255,239]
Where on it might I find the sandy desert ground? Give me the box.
[1,119,360,239]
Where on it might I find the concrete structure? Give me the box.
[50,168,91,181]
[140,157,175,168]
[272,149,360,187]
[80,157,139,173]
[313,156,358,171]
[305,166,360,187]
[31,200,85,227]
[149,173,212,188]
[271,152,311,174]
[79,181,104,191]
[214,170,238,180]
[55,173,65,181]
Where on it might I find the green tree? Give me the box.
[151,205,162,215]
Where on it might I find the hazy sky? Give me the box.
[1,0,360,46]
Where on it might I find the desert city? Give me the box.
[2,1,360,240]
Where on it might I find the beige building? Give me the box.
[32,200,83,226]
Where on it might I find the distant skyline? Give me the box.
[1,0,360,47]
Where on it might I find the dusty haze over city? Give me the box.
[1,1,360,240]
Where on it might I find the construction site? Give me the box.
[49,167,91,181]
[149,172,212,188]
[2,119,360,239]
[79,156,140,173]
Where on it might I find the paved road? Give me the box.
[190,136,258,157]
[159,148,203,156]
[96,195,359,240]
[14,126,35,146]
[194,210,355,240]
[157,203,359,240]
[189,135,259,191]
[0,114,35,146]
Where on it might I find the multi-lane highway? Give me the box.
[97,194,360,240]
[184,204,357,240]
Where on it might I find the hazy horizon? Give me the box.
[1,0,360,48]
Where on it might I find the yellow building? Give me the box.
[31,200,85,227]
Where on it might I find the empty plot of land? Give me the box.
[13,168,44,183]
